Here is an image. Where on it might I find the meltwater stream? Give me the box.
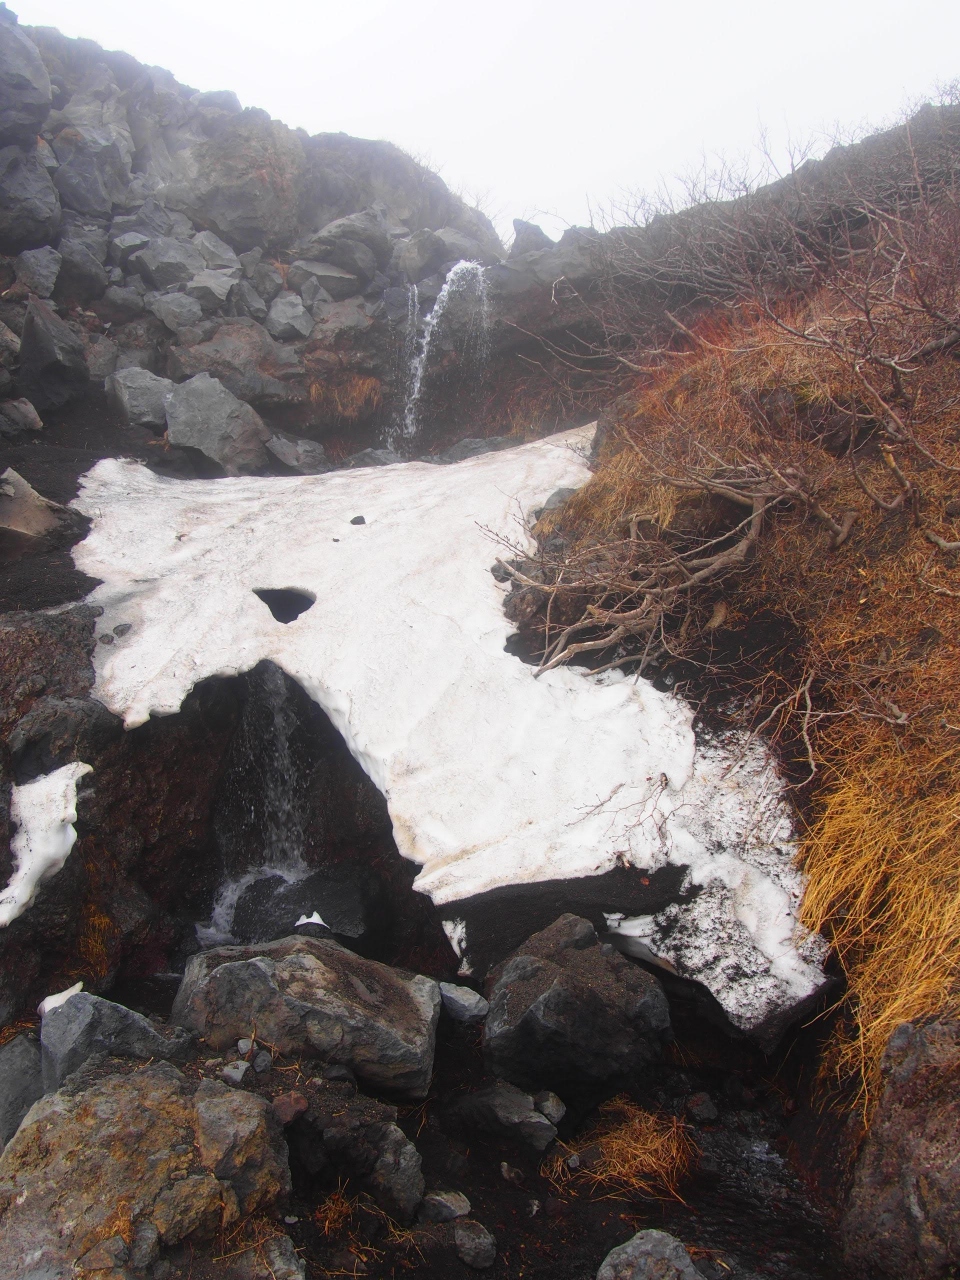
[396,259,489,447]
[199,664,311,944]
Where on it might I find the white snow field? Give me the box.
[69,426,826,1035]
[1,762,92,927]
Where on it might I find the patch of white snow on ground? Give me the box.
[70,428,825,1034]
[38,981,84,1016]
[1,762,92,927]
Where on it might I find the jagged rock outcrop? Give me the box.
[40,990,193,1088]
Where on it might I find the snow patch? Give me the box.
[1,763,92,927]
[38,981,84,1016]
[70,428,825,1034]
[296,912,327,928]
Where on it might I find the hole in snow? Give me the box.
[253,588,316,623]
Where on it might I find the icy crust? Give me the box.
[70,428,826,1035]
[1,763,92,927]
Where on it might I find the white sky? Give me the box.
[13,0,960,242]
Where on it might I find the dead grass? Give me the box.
[307,374,382,420]
[312,1183,357,1237]
[543,1098,696,1200]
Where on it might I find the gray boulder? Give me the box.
[445,1080,557,1152]
[192,229,241,272]
[436,226,500,266]
[172,934,441,1098]
[0,1034,42,1149]
[484,915,670,1096]
[420,1190,470,1222]
[252,260,284,302]
[51,133,128,219]
[509,219,556,257]
[454,1219,497,1270]
[393,228,448,282]
[93,283,145,323]
[0,397,42,439]
[298,208,395,267]
[40,992,193,1090]
[0,12,51,146]
[146,290,203,332]
[166,318,304,405]
[0,142,60,252]
[54,237,108,304]
[265,432,330,474]
[232,1234,305,1280]
[439,981,489,1024]
[130,235,205,290]
[342,447,403,468]
[108,229,150,268]
[299,275,333,308]
[286,259,358,301]
[16,297,89,410]
[265,290,313,340]
[105,366,173,428]
[842,1020,960,1279]
[233,277,268,322]
[186,267,237,311]
[596,1230,702,1280]
[164,372,272,474]
[323,236,377,285]
[14,244,60,295]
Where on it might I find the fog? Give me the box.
[14,0,960,241]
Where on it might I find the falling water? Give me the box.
[400,260,489,444]
[199,664,310,944]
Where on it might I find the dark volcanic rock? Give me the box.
[0,10,51,147]
[231,867,373,947]
[483,914,670,1095]
[166,320,305,407]
[172,934,440,1098]
[287,1075,424,1222]
[104,365,172,428]
[16,297,89,409]
[0,142,60,252]
[597,1230,702,1280]
[164,371,271,473]
[445,1080,557,1152]
[40,991,193,1089]
[842,1019,960,1279]
[0,1033,41,1150]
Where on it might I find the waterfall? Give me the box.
[400,260,489,445]
[199,664,310,944]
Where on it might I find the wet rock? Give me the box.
[309,295,376,341]
[0,1061,290,1276]
[289,1076,424,1222]
[435,225,500,266]
[0,12,52,146]
[0,1034,41,1149]
[0,143,61,252]
[40,991,193,1089]
[439,981,489,1024]
[231,867,370,945]
[287,258,358,301]
[342,447,402,468]
[596,1230,701,1280]
[509,219,555,257]
[105,366,172,428]
[445,1080,557,1152]
[0,397,41,439]
[454,1219,497,1270]
[131,235,205,290]
[167,319,304,406]
[420,1189,470,1222]
[14,245,60,295]
[16,296,89,409]
[266,289,313,340]
[172,934,440,1098]
[7,694,119,780]
[484,915,670,1095]
[266,431,330,474]
[193,229,241,272]
[842,1019,960,1278]
[187,267,238,311]
[164,372,272,474]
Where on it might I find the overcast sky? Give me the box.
[13,0,960,242]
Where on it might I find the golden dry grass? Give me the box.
[312,1184,357,1237]
[544,1098,696,1199]
[307,374,382,420]
[537,268,960,1110]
